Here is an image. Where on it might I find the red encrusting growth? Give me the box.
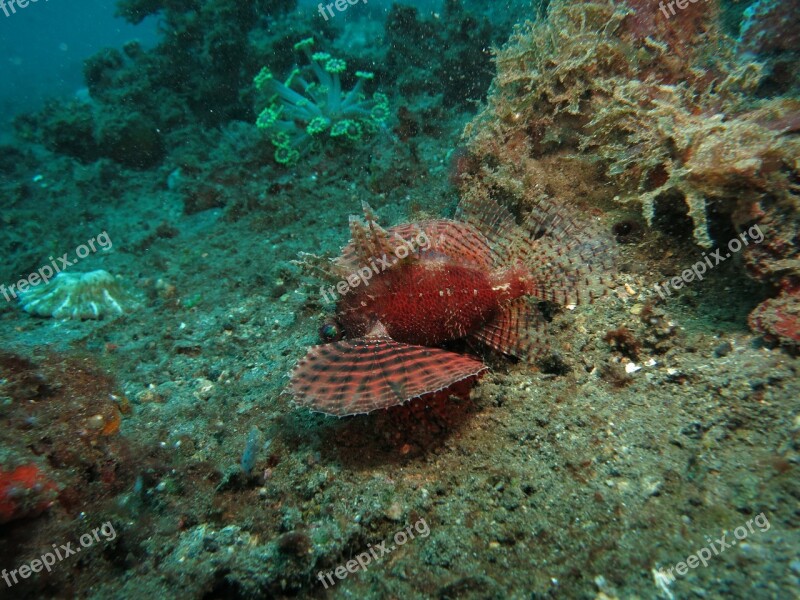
[290,194,614,416]
[0,463,59,524]
[748,280,800,349]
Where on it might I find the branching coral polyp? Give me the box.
[254,38,389,164]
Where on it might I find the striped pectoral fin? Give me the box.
[455,191,527,266]
[520,195,616,306]
[468,298,551,361]
[289,333,488,417]
[457,192,616,307]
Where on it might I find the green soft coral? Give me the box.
[254,38,390,164]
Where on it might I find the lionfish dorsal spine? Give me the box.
[346,201,396,263]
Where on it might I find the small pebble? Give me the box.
[87,414,105,430]
[385,502,403,521]
[714,341,732,358]
[790,559,800,575]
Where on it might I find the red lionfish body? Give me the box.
[290,195,613,416]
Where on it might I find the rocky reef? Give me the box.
[460,0,800,347]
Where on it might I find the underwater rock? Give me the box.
[738,0,800,55]
[737,0,800,95]
[35,101,165,169]
[39,100,101,163]
[83,48,125,99]
[464,0,799,249]
[622,0,714,56]
[749,283,800,349]
[98,114,165,169]
[385,1,494,109]
[627,104,800,248]
[19,270,140,320]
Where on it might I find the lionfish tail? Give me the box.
[457,191,615,307]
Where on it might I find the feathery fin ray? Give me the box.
[290,328,488,416]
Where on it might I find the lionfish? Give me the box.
[290,194,613,416]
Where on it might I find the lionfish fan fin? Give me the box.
[468,298,550,361]
[455,192,527,265]
[290,337,487,416]
[389,220,496,269]
[518,195,616,306]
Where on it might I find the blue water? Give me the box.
[0,0,157,135]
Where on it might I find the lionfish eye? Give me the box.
[319,320,342,342]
